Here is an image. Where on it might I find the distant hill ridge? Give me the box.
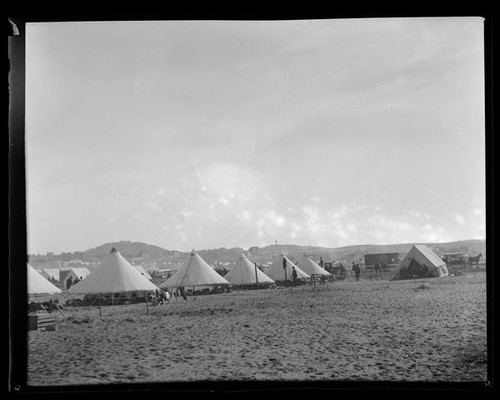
[85,241,171,259]
[81,239,485,264]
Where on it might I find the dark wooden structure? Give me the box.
[28,313,56,331]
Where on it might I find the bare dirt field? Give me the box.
[27,270,488,386]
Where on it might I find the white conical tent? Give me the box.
[265,254,309,282]
[160,251,230,289]
[28,263,62,295]
[68,247,158,294]
[224,253,275,286]
[297,254,331,276]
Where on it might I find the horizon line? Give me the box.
[29,237,486,256]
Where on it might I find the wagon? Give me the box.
[442,252,467,266]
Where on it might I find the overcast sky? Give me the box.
[25,18,486,254]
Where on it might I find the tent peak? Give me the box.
[110,247,119,253]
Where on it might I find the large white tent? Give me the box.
[264,254,309,282]
[159,251,230,289]
[224,253,275,286]
[392,245,449,280]
[296,254,331,277]
[68,247,158,294]
[28,263,62,296]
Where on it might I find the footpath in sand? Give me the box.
[27,271,488,385]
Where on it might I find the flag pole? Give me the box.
[283,255,288,282]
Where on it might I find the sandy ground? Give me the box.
[27,270,488,386]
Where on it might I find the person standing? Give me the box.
[352,261,361,282]
[292,266,298,286]
[178,287,188,301]
[339,263,346,280]
[353,263,361,281]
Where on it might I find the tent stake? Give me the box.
[146,293,149,314]
[98,295,102,317]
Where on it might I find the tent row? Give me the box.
[41,264,150,285]
[28,247,333,297]
[27,244,449,297]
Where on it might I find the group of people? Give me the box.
[320,257,362,281]
[150,288,172,305]
[150,287,194,305]
[65,276,82,290]
[321,259,363,282]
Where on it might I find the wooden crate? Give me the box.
[28,313,56,331]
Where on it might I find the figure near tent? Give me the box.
[352,262,361,281]
[292,266,298,286]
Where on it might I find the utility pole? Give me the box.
[283,255,287,281]
[254,262,259,287]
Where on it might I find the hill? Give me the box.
[29,239,485,269]
[243,239,486,265]
[84,241,172,260]
[75,239,489,264]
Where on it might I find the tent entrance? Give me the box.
[405,258,430,279]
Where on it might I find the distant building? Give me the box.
[154,268,176,279]
[363,253,399,267]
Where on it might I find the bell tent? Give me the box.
[68,247,158,296]
[391,245,449,280]
[28,263,62,296]
[224,253,275,287]
[159,250,230,289]
[265,254,309,282]
[297,254,331,277]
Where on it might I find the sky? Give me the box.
[25,17,486,254]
